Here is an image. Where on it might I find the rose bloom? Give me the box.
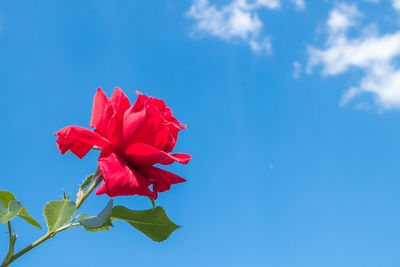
[55,88,191,199]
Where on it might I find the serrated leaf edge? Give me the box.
[43,200,76,233]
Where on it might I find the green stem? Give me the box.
[1,223,80,267]
[76,173,104,209]
[1,222,14,266]
[1,168,103,267]
[6,222,12,254]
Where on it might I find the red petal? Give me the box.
[96,150,155,198]
[90,88,113,136]
[55,126,110,159]
[140,166,187,193]
[105,88,131,145]
[123,103,163,143]
[170,153,192,164]
[131,91,148,111]
[111,87,131,114]
[124,92,187,153]
[150,98,167,112]
[56,139,92,159]
[124,143,191,166]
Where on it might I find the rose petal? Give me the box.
[90,88,113,136]
[123,102,163,144]
[124,143,191,166]
[56,138,92,159]
[140,166,187,193]
[105,87,131,141]
[55,126,110,159]
[122,92,186,152]
[96,150,155,198]
[111,87,131,115]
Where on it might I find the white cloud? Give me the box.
[307,3,400,110]
[186,0,281,54]
[291,0,306,10]
[293,61,301,78]
[326,3,362,33]
[393,0,400,11]
[253,0,280,9]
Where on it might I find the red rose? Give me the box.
[55,88,191,199]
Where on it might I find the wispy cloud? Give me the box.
[293,61,301,78]
[307,3,400,110]
[292,0,306,10]
[187,0,305,54]
[393,0,400,11]
[325,3,361,33]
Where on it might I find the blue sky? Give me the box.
[1,0,400,266]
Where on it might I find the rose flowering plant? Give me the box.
[0,88,190,267]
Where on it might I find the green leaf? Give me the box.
[44,200,76,232]
[112,206,181,242]
[78,200,113,232]
[0,200,23,224]
[0,201,7,219]
[0,191,41,228]
[18,209,41,229]
[0,191,16,207]
[80,174,94,192]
